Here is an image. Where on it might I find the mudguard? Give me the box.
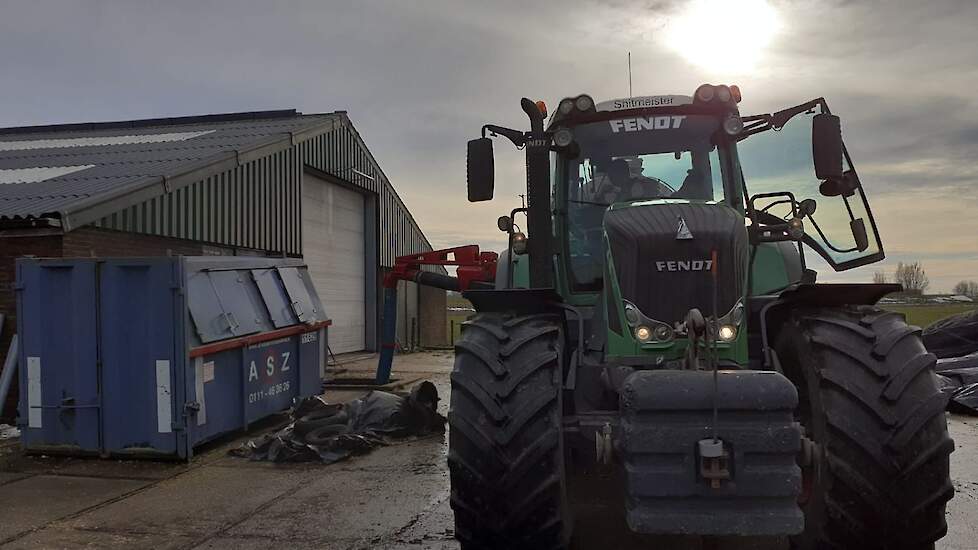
[774,282,901,307]
[619,370,803,536]
[462,288,563,314]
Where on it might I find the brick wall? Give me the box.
[0,232,63,422]
[61,227,227,257]
[419,284,448,348]
[0,226,233,422]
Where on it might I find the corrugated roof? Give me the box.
[0,109,344,229]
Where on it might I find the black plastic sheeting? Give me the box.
[923,309,978,359]
[921,308,978,415]
[230,381,446,463]
[935,354,978,416]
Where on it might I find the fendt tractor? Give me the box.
[379,85,954,549]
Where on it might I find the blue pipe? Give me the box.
[375,286,399,384]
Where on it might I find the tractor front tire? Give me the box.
[448,312,570,550]
[777,306,954,550]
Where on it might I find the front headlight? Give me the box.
[713,300,744,343]
[553,128,574,147]
[653,325,673,341]
[718,324,737,342]
[575,94,595,111]
[623,300,675,344]
[558,98,575,115]
[723,114,744,135]
[715,85,732,103]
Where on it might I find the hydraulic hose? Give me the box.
[412,271,461,292]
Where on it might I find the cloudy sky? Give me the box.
[2,0,976,291]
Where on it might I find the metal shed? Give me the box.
[0,110,447,421]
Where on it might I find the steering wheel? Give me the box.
[628,176,675,200]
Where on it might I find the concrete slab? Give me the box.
[60,465,309,538]
[0,472,29,486]
[5,455,188,481]
[0,475,148,543]
[331,434,447,474]
[2,527,196,550]
[379,495,458,550]
[941,415,978,550]
[191,535,347,550]
[227,459,448,546]
[376,542,459,550]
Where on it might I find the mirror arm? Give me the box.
[737,98,826,140]
[770,99,822,129]
[736,118,774,140]
[483,124,527,147]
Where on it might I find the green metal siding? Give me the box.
[94,117,433,265]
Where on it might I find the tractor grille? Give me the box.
[604,202,748,325]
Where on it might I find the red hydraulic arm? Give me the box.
[376,245,497,384]
[384,245,498,291]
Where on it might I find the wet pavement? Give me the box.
[0,350,976,549]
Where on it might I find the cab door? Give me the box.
[737,99,884,271]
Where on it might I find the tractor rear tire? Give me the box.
[776,306,954,550]
[448,312,570,550]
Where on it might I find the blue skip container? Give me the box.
[16,256,330,460]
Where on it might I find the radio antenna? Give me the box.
[628,52,633,97]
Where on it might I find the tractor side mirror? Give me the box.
[851,218,869,251]
[497,215,513,233]
[467,138,495,202]
[812,113,843,181]
[798,198,817,217]
[819,169,859,198]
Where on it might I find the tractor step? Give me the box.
[619,369,803,536]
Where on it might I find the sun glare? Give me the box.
[664,0,782,74]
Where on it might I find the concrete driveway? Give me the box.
[1,351,975,549]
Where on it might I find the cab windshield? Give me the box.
[559,114,731,290]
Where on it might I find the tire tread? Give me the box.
[779,305,953,550]
[448,312,567,550]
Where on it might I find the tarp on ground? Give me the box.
[923,309,978,359]
[935,354,978,416]
[230,381,446,463]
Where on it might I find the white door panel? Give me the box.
[302,174,366,353]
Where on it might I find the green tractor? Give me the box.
[448,86,954,549]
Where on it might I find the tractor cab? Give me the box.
[549,93,736,296]
[472,86,888,362]
[547,86,883,298]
